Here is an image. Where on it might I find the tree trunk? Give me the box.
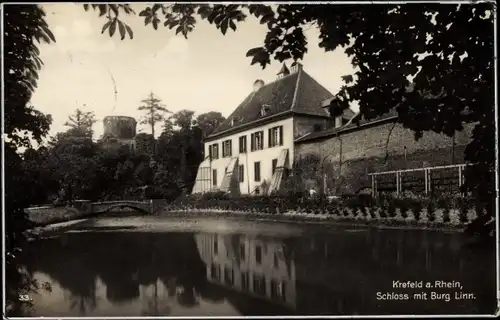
[151,115,155,138]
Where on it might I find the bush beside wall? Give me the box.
[164,192,487,229]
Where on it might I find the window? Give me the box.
[222,140,232,157]
[224,267,234,286]
[268,126,283,147]
[255,245,262,265]
[253,274,266,295]
[270,280,286,301]
[212,169,217,186]
[238,165,244,183]
[240,243,245,261]
[272,159,278,175]
[274,253,279,269]
[209,143,219,160]
[239,136,247,153]
[250,131,264,151]
[260,104,270,117]
[254,161,261,182]
[214,237,218,255]
[210,264,221,281]
[241,271,249,292]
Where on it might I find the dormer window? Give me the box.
[261,104,270,117]
[230,118,235,127]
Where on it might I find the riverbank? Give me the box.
[28,209,470,239]
[25,205,148,227]
[25,193,486,233]
[160,209,468,232]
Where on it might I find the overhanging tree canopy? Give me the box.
[85,3,495,200]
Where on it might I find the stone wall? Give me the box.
[292,121,475,194]
[293,116,330,140]
[25,206,86,225]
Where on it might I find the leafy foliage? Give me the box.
[157,110,205,193]
[4,5,54,149]
[63,109,97,139]
[82,4,135,39]
[3,4,56,314]
[195,111,226,137]
[90,3,496,207]
[138,92,172,137]
[18,108,221,206]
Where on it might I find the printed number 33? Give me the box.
[19,294,31,302]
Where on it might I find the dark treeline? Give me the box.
[20,108,225,205]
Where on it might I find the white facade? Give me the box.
[195,233,297,309]
[192,117,294,195]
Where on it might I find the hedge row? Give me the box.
[164,192,488,226]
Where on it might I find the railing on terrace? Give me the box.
[368,163,474,197]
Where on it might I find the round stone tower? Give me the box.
[103,116,137,139]
[102,116,137,152]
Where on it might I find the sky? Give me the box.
[31,3,357,140]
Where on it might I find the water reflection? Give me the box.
[19,232,237,317]
[195,234,296,309]
[11,225,495,317]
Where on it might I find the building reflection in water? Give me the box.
[195,233,296,310]
[15,232,240,317]
[8,227,495,317]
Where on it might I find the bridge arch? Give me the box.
[91,200,153,215]
[102,204,151,215]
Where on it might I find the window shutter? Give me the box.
[268,129,272,147]
[279,126,283,146]
[251,134,255,151]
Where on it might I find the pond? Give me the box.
[9,215,496,317]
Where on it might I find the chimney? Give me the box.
[291,62,303,73]
[253,79,265,92]
[334,116,343,128]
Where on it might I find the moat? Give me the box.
[10,215,496,317]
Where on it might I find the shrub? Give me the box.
[165,191,474,225]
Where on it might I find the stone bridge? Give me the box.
[25,199,169,224]
[91,200,153,214]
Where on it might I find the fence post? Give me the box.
[427,169,432,195]
[371,174,375,198]
[396,171,403,196]
[458,165,463,189]
[396,172,400,196]
[399,171,403,194]
[424,169,427,194]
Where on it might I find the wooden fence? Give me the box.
[368,163,472,197]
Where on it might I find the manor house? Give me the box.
[191,63,473,196]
